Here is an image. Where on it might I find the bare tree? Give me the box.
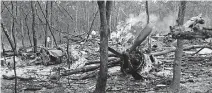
[170,1,186,93]
[75,2,78,33]
[21,6,32,46]
[45,1,49,47]
[145,1,149,24]
[50,1,53,47]
[31,1,37,53]
[37,1,57,47]
[94,1,112,93]
[20,17,25,47]
[10,3,18,92]
[106,1,112,38]
[145,1,151,53]
[1,23,17,93]
[11,1,16,50]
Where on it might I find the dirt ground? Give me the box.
[1,54,212,93]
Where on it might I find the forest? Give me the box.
[1,1,212,93]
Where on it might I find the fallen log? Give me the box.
[22,86,42,91]
[85,57,117,66]
[170,20,212,40]
[152,45,212,56]
[79,63,121,80]
[61,59,120,76]
[171,29,212,40]
[61,65,99,76]
[78,70,98,80]
[2,75,35,81]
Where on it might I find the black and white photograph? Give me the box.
[1,0,212,93]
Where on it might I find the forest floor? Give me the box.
[1,43,212,93]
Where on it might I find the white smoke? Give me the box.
[110,11,179,50]
[125,12,159,28]
[154,12,177,35]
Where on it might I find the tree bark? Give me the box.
[31,1,37,53]
[94,1,112,93]
[170,1,186,93]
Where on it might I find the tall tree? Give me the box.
[75,2,78,33]
[145,1,149,24]
[170,1,186,93]
[106,1,112,38]
[45,1,49,47]
[37,1,57,47]
[1,23,17,93]
[50,1,53,47]
[94,1,112,93]
[145,1,151,53]
[10,3,18,90]
[11,1,16,50]
[20,17,25,47]
[21,5,32,46]
[31,1,37,53]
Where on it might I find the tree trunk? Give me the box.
[86,2,90,32]
[145,1,149,24]
[94,1,112,93]
[2,9,17,93]
[66,24,71,69]
[11,2,16,51]
[1,23,15,55]
[11,3,17,92]
[170,1,186,93]
[75,3,78,33]
[50,1,53,48]
[24,13,32,47]
[145,1,151,53]
[45,1,48,47]
[31,1,37,53]
[21,19,25,47]
[106,1,112,39]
